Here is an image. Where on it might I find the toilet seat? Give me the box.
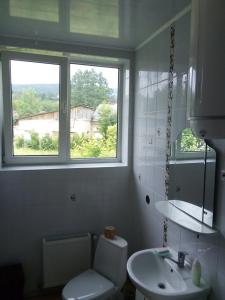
[62,269,116,300]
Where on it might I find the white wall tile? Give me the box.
[195,234,220,286]
[157,80,169,113]
[0,167,131,293]
[167,221,181,252]
[147,40,159,86]
[147,84,157,114]
[157,28,170,83]
[211,271,225,300]
[173,13,190,78]
[133,11,225,299]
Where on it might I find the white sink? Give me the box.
[127,248,210,300]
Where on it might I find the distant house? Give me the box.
[14,106,99,139]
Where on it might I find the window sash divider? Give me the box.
[116,67,124,162]
[59,58,70,163]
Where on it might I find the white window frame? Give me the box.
[68,60,123,164]
[2,52,123,165]
[170,138,214,161]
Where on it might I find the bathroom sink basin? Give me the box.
[127,248,210,300]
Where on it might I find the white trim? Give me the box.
[135,4,191,51]
[67,61,123,164]
[2,53,12,162]
[59,58,70,162]
[0,162,128,172]
[0,61,3,167]
[116,67,124,162]
[170,141,215,161]
[68,58,123,69]
[1,51,127,166]
[1,51,66,65]
[0,35,133,59]
[2,52,65,165]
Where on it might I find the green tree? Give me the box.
[13,89,42,119]
[40,134,58,150]
[13,89,59,119]
[40,99,58,113]
[26,131,40,150]
[179,128,205,152]
[97,103,117,139]
[70,69,113,108]
[105,125,117,149]
[82,138,102,158]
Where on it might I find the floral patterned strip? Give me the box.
[163,25,175,247]
[165,25,175,198]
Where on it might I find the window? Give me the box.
[11,60,60,156]
[70,64,119,159]
[2,52,123,165]
[172,128,213,160]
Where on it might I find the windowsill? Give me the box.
[169,159,215,165]
[0,162,128,172]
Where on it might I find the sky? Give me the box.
[11,60,119,89]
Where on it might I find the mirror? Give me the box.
[168,128,216,227]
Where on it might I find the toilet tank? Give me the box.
[94,235,128,289]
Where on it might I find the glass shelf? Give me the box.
[155,201,216,234]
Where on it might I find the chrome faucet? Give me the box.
[163,251,188,268]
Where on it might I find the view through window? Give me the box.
[9,59,119,160]
[11,60,60,156]
[176,128,205,154]
[70,64,119,159]
[173,128,214,159]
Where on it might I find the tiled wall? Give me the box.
[0,166,132,294]
[132,11,225,300]
[0,66,132,295]
[132,25,169,250]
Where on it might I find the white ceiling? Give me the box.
[0,0,190,50]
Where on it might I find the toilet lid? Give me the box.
[62,269,115,300]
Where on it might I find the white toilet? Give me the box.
[62,234,128,300]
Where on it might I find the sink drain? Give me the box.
[158,283,166,289]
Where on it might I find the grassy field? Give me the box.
[14,147,116,158]
[71,149,116,159]
[14,148,58,156]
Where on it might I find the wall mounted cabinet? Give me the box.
[188,0,225,138]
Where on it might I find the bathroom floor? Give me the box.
[27,294,61,300]
[26,279,136,300]
[27,294,134,300]
[26,289,135,300]
[26,293,62,300]
[27,293,135,300]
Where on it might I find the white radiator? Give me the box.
[43,233,91,288]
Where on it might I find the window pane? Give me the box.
[176,128,205,153]
[11,60,60,156]
[70,64,119,159]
